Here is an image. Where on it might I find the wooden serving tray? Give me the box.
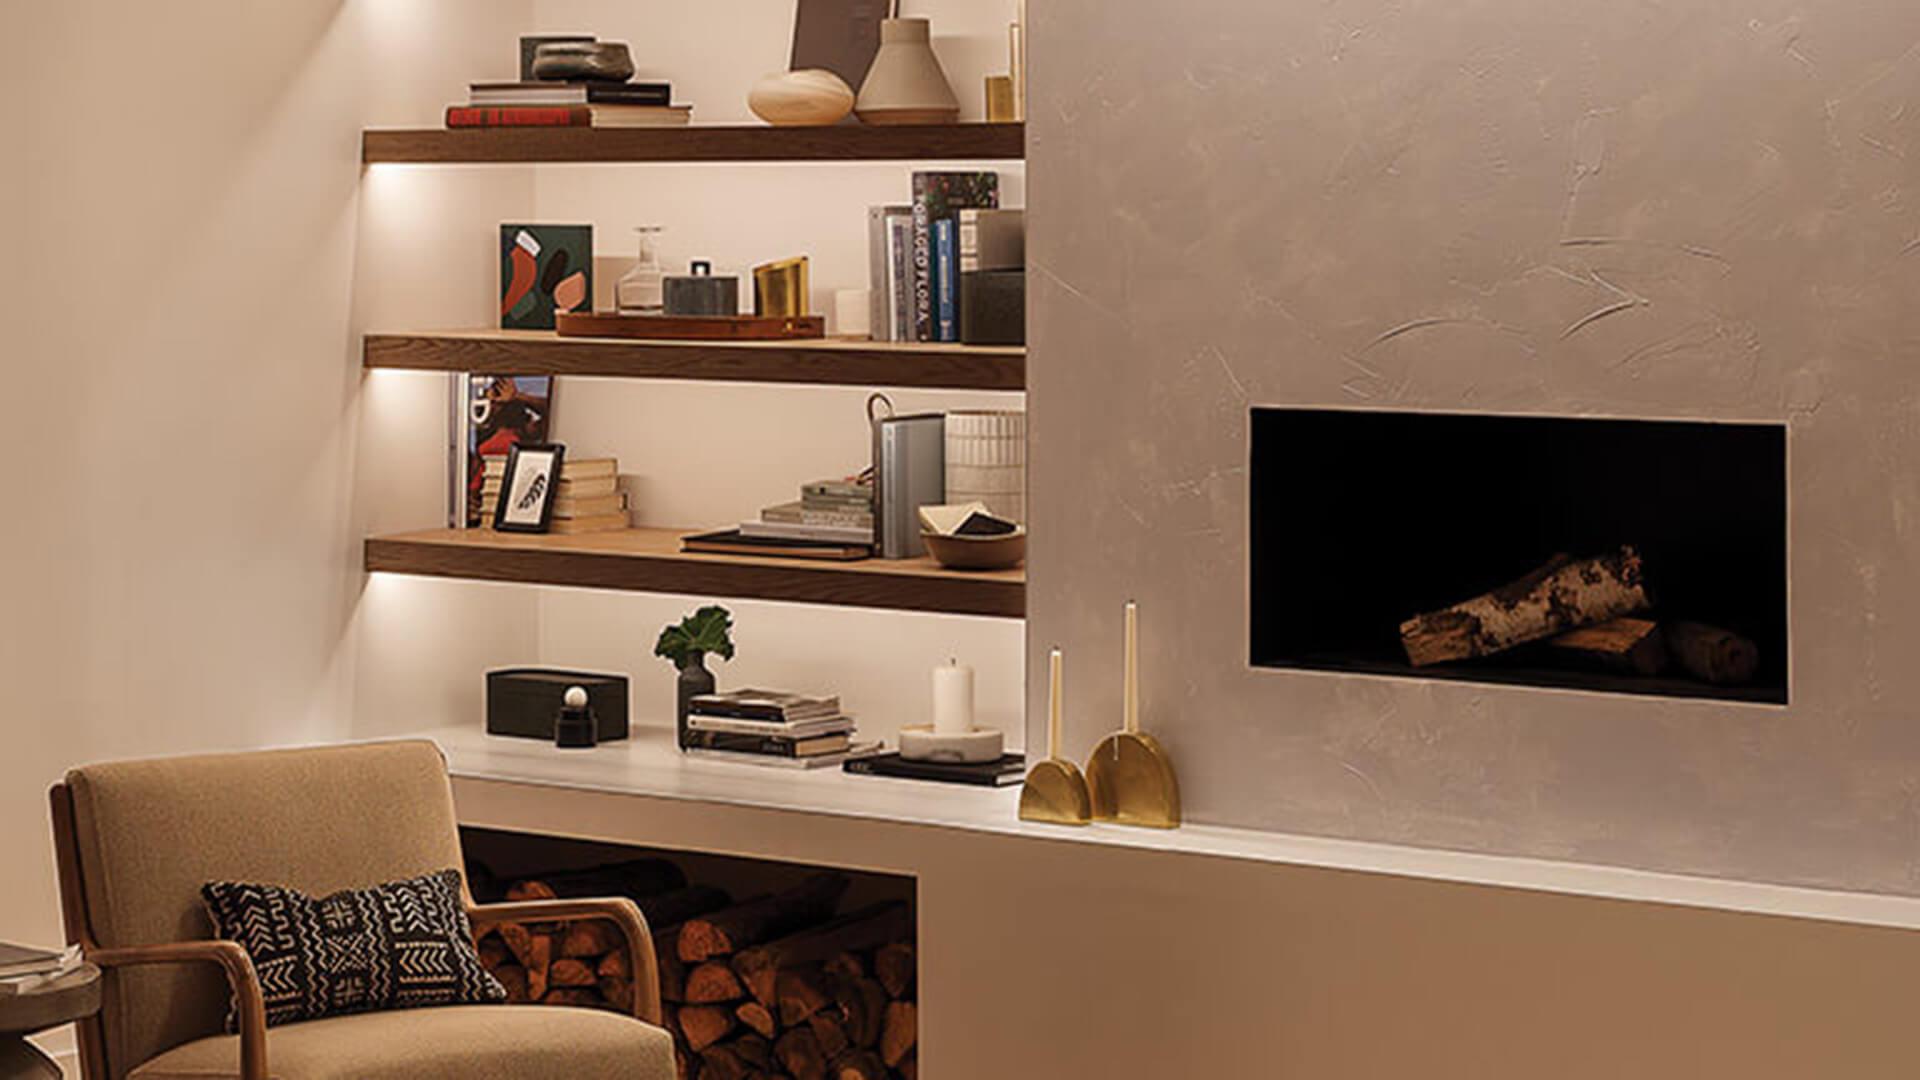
[556,311,826,340]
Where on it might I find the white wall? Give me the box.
[0,2,541,1066]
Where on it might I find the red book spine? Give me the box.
[445,106,590,128]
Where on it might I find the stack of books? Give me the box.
[0,942,63,983]
[682,473,876,561]
[482,456,629,534]
[447,80,692,128]
[744,475,876,545]
[683,689,879,769]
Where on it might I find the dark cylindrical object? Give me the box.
[664,260,740,316]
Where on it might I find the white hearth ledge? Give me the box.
[407,725,1920,933]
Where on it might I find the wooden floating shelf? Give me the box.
[364,330,1025,390]
[362,123,1024,165]
[365,527,1025,619]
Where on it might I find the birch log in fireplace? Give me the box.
[1399,548,1652,666]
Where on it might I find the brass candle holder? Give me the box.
[1085,601,1181,828]
[1019,648,1091,825]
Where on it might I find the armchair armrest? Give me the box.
[88,939,268,1080]
[468,896,661,1025]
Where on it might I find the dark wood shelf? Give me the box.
[364,330,1025,390]
[365,528,1025,619]
[362,123,1024,164]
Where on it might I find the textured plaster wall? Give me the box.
[1027,0,1920,893]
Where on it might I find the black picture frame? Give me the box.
[493,443,566,533]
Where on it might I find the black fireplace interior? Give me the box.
[1249,408,1787,703]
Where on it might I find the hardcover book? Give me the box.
[866,206,911,342]
[933,217,958,341]
[909,173,998,341]
[687,714,854,737]
[684,730,853,757]
[688,689,842,722]
[471,81,673,106]
[446,106,590,128]
[685,744,879,770]
[844,752,1027,787]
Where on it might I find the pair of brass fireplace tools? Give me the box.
[1019,601,1182,829]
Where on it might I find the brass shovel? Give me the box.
[1086,601,1181,828]
[1019,648,1092,825]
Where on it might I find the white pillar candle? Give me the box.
[932,658,975,735]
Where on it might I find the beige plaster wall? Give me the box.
[1026,0,1920,893]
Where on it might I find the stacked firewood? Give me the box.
[471,861,918,1080]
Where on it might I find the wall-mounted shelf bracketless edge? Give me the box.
[364,330,1026,391]
[365,527,1025,619]
[361,123,1025,165]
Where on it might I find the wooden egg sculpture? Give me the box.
[749,69,856,126]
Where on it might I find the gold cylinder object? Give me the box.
[753,256,811,318]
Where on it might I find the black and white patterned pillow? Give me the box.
[201,868,506,1029]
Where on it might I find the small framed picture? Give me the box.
[494,443,566,533]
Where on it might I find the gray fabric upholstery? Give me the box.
[128,1004,676,1080]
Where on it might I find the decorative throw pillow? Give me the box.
[201,868,506,1029]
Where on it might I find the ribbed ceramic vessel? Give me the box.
[855,18,961,125]
[945,410,1027,523]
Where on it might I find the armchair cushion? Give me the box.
[201,869,504,1029]
[128,1004,675,1080]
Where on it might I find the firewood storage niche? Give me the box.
[1249,407,1787,704]
[461,828,921,1080]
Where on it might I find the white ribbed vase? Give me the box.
[945,411,1027,523]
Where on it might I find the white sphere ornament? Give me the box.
[564,686,589,708]
[748,69,856,126]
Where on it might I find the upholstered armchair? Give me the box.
[48,740,675,1080]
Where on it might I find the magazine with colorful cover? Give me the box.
[456,375,553,527]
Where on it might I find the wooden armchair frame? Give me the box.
[49,782,660,1080]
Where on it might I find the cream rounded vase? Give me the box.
[855,17,960,125]
[748,69,855,126]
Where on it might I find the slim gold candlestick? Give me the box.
[1019,648,1092,825]
[1085,601,1182,828]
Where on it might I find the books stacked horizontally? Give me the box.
[747,475,875,544]
[448,80,692,128]
[482,455,630,534]
[682,473,876,561]
[0,942,64,983]
[684,690,879,770]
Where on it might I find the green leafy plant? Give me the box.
[653,605,736,671]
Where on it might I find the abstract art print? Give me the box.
[467,375,552,527]
[494,444,566,533]
[500,224,592,330]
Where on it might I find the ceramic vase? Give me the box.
[855,18,960,126]
[676,653,716,749]
[749,69,856,126]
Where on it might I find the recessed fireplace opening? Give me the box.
[1250,408,1788,704]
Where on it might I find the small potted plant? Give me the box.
[654,605,735,749]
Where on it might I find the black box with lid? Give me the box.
[486,669,629,742]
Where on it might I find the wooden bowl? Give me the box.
[921,529,1026,571]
